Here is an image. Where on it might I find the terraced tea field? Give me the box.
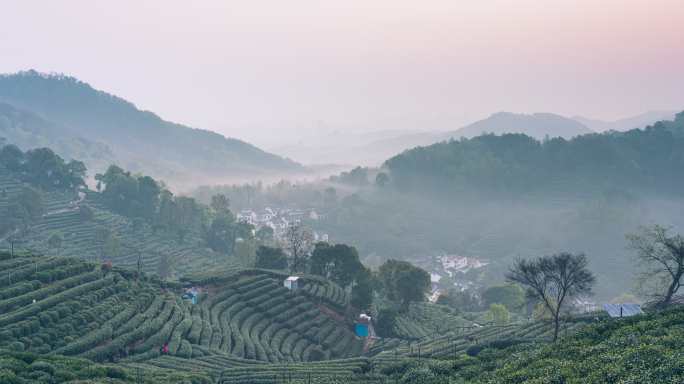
[392,302,473,340]
[1,171,225,277]
[0,252,365,381]
[369,315,592,370]
[0,252,607,383]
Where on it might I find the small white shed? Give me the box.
[284,276,301,290]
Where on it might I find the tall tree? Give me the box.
[627,225,684,307]
[309,242,363,287]
[285,222,313,273]
[507,252,595,341]
[206,214,235,254]
[378,259,430,311]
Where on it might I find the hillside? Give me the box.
[0,71,302,188]
[0,103,116,172]
[0,162,223,278]
[302,113,684,299]
[4,251,680,383]
[385,111,684,197]
[0,252,366,383]
[379,305,684,383]
[266,111,674,167]
[296,112,592,166]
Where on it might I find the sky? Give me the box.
[1,0,683,148]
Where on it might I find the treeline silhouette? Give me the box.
[385,112,684,198]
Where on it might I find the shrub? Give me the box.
[0,356,28,372]
[29,360,55,375]
[8,342,24,352]
[54,369,77,381]
[177,340,193,358]
[465,344,484,357]
[105,366,127,379]
[0,369,19,384]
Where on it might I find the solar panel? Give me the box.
[602,303,643,318]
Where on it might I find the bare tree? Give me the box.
[507,252,595,342]
[627,225,684,307]
[285,222,313,273]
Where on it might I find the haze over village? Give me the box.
[1,1,683,383]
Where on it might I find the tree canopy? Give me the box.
[482,284,525,312]
[378,259,430,310]
[0,144,85,191]
[95,165,161,220]
[385,112,684,197]
[309,242,363,287]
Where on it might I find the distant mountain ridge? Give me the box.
[384,111,684,197]
[442,112,593,140]
[0,70,302,188]
[320,111,672,166]
[272,112,595,166]
[573,110,678,132]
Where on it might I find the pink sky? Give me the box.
[1,0,683,146]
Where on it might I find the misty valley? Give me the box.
[1,62,684,384]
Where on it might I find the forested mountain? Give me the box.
[442,112,593,140]
[266,111,669,167]
[275,113,684,299]
[303,112,594,166]
[385,111,684,197]
[0,102,115,172]
[0,71,302,188]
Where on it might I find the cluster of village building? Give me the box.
[236,207,329,242]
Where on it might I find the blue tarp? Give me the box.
[355,323,369,337]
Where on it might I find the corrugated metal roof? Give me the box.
[602,303,643,318]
